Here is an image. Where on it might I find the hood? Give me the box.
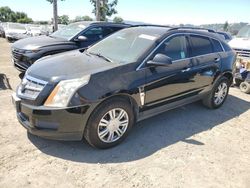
[228,37,250,50]
[12,35,75,50]
[26,50,119,83]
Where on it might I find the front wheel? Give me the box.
[203,76,230,109]
[84,98,134,149]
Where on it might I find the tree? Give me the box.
[223,21,229,32]
[0,6,15,22]
[0,6,32,23]
[47,0,65,31]
[58,15,69,25]
[113,16,123,23]
[90,0,118,21]
[15,12,33,23]
[74,15,93,22]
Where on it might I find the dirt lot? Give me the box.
[0,38,250,188]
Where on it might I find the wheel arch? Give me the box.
[84,93,140,133]
[214,70,233,85]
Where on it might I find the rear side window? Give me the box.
[221,42,232,52]
[153,35,188,61]
[212,39,223,52]
[190,35,213,57]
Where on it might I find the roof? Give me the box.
[129,25,224,41]
[70,21,130,27]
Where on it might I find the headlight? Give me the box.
[44,75,90,107]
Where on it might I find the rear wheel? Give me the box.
[239,82,250,94]
[84,98,134,149]
[203,76,230,109]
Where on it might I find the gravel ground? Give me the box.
[0,38,250,188]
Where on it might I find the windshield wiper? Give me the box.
[88,52,113,63]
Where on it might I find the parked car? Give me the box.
[11,21,129,72]
[26,25,46,37]
[12,25,236,149]
[0,25,5,38]
[229,24,250,58]
[5,23,28,42]
[216,31,233,42]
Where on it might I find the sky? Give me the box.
[0,0,249,25]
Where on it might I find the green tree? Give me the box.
[17,17,33,23]
[90,0,118,21]
[58,15,69,25]
[223,21,229,32]
[47,0,65,31]
[113,16,123,23]
[74,15,93,22]
[0,6,14,22]
[16,12,33,23]
[0,6,32,23]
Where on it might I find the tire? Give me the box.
[239,82,250,94]
[84,97,134,149]
[233,77,242,87]
[203,76,230,109]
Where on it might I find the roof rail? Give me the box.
[131,24,172,28]
[89,21,131,26]
[168,27,215,33]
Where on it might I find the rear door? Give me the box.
[188,35,221,91]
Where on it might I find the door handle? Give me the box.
[181,67,191,72]
[214,57,221,63]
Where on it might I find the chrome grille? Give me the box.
[17,75,47,100]
[234,48,250,58]
[12,48,23,61]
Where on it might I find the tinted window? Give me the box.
[153,35,188,61]
[221,42,232,52]
[212,39,223,52]
[190,35,213,56]
[87,27,166,64]
[84,27,103,41]
[103,27,121,37]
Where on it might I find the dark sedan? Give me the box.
[11,21,129,72]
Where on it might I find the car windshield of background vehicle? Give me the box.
[50,22,86,40]
[237,25,250,38]
[87,27,168,64]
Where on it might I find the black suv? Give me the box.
[11,21,129,72]
[12,26,236,149]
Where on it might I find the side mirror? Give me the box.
[147,53,172,67]
[75,35,88,42]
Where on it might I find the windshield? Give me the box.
[87,27,168,64]
[50,22,86,40]
[237,25,250,38]
[8,23,26,30]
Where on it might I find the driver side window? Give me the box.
[83,27,103,41]
[152,35,188,61]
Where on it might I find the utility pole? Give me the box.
[96,0,101,21]
[53,0,58,31]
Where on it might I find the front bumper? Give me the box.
[11,49,33,72]
[12,93,94,141]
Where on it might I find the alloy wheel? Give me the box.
[214,82,228,105]
[97,108,129,143]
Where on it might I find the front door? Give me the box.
[143,34,198,110]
